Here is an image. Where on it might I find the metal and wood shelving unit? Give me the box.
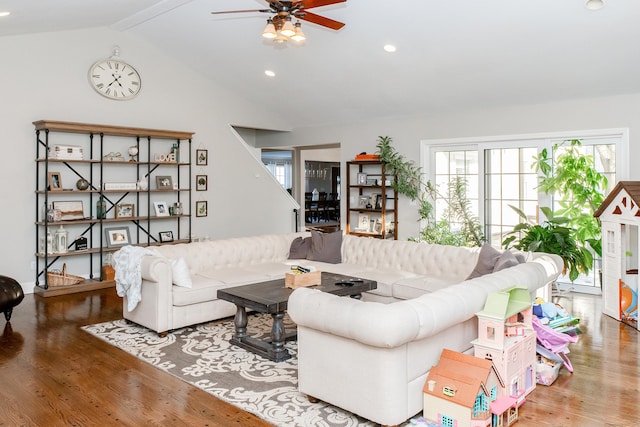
[345,160,398,239]
[34,120,193,297]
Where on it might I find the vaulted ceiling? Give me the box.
[2,0,639,128]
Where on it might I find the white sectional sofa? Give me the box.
[120,231,562,426]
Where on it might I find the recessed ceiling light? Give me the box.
[264,70,276,77]
[0,11,11,17]
[383,44,397,53]
[585,0,604,10]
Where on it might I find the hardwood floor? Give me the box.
[0,288,637,426]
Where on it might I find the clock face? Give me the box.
[88,59,141,100]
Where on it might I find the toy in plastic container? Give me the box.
[532,315,578,372]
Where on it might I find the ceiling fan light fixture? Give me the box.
[585,0,604,10]
[262,19,277,39]
[280,18,296,37]
[274,34,288,43]
[291,22,306,41]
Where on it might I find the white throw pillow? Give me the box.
[172,257,192,288]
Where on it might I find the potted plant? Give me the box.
[376,136,484,247]
[502,206,592,281]
[532,139,607,257]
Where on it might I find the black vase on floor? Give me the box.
[0,275,24,322]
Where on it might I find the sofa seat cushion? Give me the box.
[198,267,270,286]
[300,261,369,277]
[245,262,299,279]
[172,275,226,306]
[392,276,458,300]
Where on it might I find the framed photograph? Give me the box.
[358,195,369,208]
[196,149,208,166]
[357,214,370,231]
[115,203,135,219]
[357,173,367,185]
[374,219,383,234]
[104,227,131,248]
[52,200,85,221]
[153,201,170,217]
[196,200,208,217]
[196,175,208,191]
[159,231,174,243]
[156,176,173,191]
[48,172,63,191]
[374,193,384,209]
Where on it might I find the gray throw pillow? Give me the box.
[288,236,311,259]
[493,250,520,272]
[514,251,527,264]
[467,244,502,280]
[306,230,342,264]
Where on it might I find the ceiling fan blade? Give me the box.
[211,9,272,15]
[298,0,346,10]
[298,11,345,30]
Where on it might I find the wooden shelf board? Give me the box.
[34,279,115,298]
[33,120,194,140]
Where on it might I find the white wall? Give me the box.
[0,27,296,293]
[284,93,640,241]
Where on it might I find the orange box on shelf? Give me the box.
[354,153,380,161]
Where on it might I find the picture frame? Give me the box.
[196,174,208,191]
[104,227,131,248]
[115,203,135,219]
[358,195,369,208]
[156,176,173,191]
[357,214,370,231]
[153,201,170,217]
[374,193,383,210]
[357,173,367,185]
[159,231,174,243]
[48,172,63,191]
[196,200,208,217]
[196,149,208,166]
[52,200,85,221]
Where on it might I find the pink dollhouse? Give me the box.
[471,286,537,403]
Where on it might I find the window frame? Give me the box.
[421,128,629,244]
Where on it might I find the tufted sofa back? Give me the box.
[341,234,481,281]
[153,232,308,274]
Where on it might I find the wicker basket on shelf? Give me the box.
[47,263,84,287]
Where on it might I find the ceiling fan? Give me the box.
[211,0,346,42]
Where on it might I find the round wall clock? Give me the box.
[88,58,142,100]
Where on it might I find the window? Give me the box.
[440,415,455,427]
[262,150,293,189]
[423,130,626,288]
[485,147,538,246]
[434,149,479,227]
[472,392,488,416]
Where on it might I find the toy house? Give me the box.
[471,286,537,402]
[422,349,521,427]
[594,181,640,330]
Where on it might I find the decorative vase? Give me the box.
[96,196,106,219]
[76,178,89,190]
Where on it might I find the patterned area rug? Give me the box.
[82,314,376,427]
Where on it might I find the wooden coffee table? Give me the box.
[217,272,376,362]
